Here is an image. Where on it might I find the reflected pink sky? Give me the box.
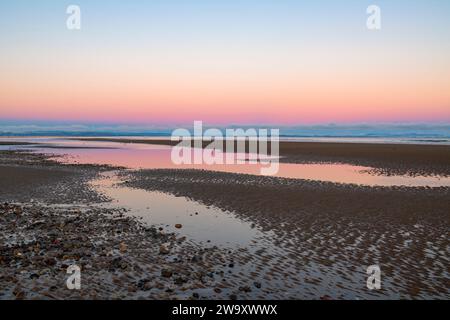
[1,137,449,187]
[34,139,449,188]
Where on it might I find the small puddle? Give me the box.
[90,171,271,247]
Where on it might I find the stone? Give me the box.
[161,269,173,278]
[175,224,182,229]
[159,245,170,255]
[239,286,252,293]
[44,257,56,266]
[119,242,127,253]
[174,277,187,285]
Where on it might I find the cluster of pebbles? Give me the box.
[0,151,258,299]
[0,201,267,300]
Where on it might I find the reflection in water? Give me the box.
[1,137,449,187]
[90,171,373,299]
[91,171,269,247]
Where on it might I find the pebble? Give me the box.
[161,269,173,278]
[119,242,128,253]
[239,286,252,293]
[159,245,170,255]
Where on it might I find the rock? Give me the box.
[214,288,222,293]
[177,236,186,243]
[29,273,39,280]
[110,257,128,271]
[191,254,202,263]
[320,295,332,300]
[229,294,237,300]
[143,282,153,291]
[253,281,262,289]
[137,279,150,290]
[192,292,200,299]
[239,286,252,293]
[161,269,173,278]
[175,224,182,229]
[13,286,25,300]
[228,263,234,268]
[44,257,56,266]
[119,242,127,253]
[159,245,170,255]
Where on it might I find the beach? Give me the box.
[0,139,449,299]
[76,138,450,176]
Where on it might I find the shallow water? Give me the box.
[1,137,449,187]
[88,171,380,299]
[91,171,268,247]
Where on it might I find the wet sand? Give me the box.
[1,149,449,299]
[75,138,450,176]
[0,151,238,299]
[124,169,450,299]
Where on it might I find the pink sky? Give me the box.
[1,1,449,125]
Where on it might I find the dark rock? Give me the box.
[161,269,173,278]
[174,277,187,285]
[110,257,128,271]
[239,286,252,293]
[44,257,56,266]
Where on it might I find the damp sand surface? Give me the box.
[0,142,449,299]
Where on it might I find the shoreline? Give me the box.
[73,138,450,176]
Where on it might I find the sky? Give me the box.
[0,0,449,126]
